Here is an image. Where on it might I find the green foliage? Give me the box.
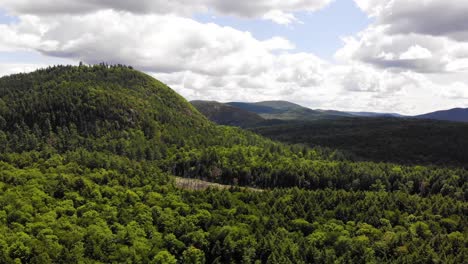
[152,251,177,264]
[0,157,466,263]
[182,246,206,264]
[0,156,468,263]
[0,65,466,263]
[169,144,467,199]
[1,65,466,199]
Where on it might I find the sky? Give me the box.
[0,0,467,115]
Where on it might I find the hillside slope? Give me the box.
[227,101,347,121]
[0,64,215,155]
[191,100,265,127]
[0,65,336,188]
[228,100,301,112]
[1,65,465,190]
[416,107,468,122]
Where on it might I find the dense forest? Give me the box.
[252,118,468,166]
[1,152,466,263]
[0,65,466,263]
[191,100,468,167]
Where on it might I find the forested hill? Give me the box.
[190,100,265,127]
[416,108,468,123]
[0,64,274,159]
[0,65,467,193]
[0,64,212,151]
[227,101,349,121]
[0,64,331,186]
[0,65,466,263]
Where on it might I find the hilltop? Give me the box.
[0,64,213,156]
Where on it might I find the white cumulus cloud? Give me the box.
[399,45,432,60]
[2,0,333,24]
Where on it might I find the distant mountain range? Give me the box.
[191,100,468,126]
[345,111,405,118]
[227,101,350,121]
[415,108,468,123]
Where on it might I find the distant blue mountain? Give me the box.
[415,108,468,123]
[196,99,468,124]
[346,112,405,118]
[227,101,349,121]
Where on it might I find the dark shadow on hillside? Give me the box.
[251,118,468,167]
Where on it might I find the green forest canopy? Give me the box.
[0,64,466,263]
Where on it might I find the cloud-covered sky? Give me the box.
[1,0,467,115]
